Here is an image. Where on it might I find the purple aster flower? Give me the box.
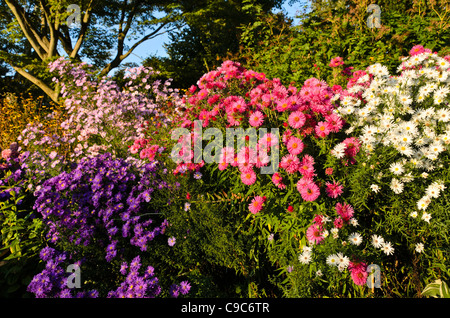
[180,281,191,295]
[40,247,56,261]
[169,284,180,298]
[59,288,73,298]
[144,266,154,278]
[120,262,128,275]
[130,255,141,271]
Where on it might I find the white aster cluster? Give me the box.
[335,51,449,214]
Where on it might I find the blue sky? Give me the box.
[123,2,304,65]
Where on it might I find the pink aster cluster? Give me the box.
[170,60,352,215]
[129,137,164,162]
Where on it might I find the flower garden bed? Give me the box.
[1,45,449,298]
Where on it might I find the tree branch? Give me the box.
[71,0,95,59]
[11,65,59,103]
[4,0,48,60]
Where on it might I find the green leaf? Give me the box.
[422,280,450,298]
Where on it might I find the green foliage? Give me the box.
[157,162,282,297]
[238,0,450,86]
[0,176,45,297]
[422,279,450,298]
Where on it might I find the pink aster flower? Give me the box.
[197,89,208,100]
[335,202,354,222]
[325,181,344,198]
[325,113,344,133]
[238,160,255,173]
[349,262,368,286]
[280,154,300,174]
[288,111,306,129]
[198,110,210,127]
[129,144,140,154]
[300,181,320,202]
[272,172,283,185]
[286,137,304,155]
[258,132,279,149]
[315,121,331,138]
[249,111,264,127]
[271,172,286,189]
[329,56,344,68]
[219,146,235,164]
[218,162,228,170]
[298,158,315,178]
[276,99,290,112]
[296,176,313,192]
[306,224,324,244]
[334,216,344,229]
[2,149,12,160]
[409,45,431,56]
[248,195,265,214]
[241,169,257,185]
[231,97,247,113]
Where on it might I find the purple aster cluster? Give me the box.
[33,152,171,261]
[27,246,98,298]
[107,255,162,298]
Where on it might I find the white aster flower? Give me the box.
[389,162,405,175]
[417,196,431,211]
[396,144,414,157]
[399,94,413,106]
[421,212,432,223]
[390,178,404,194]
[436,108,450,122]
[330,227,339,239]
[426,183,442,199]
[436,58,450,70]
[370,184,380,193]
[415,243,425,253]
[298,252,312,264]
[348,232,363,246]
[371,235,384,249]
[410,211,418,218]
[381,241,395,255]
[349,218,359,227]
[326,254,338,267]
[331,143,347,159]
